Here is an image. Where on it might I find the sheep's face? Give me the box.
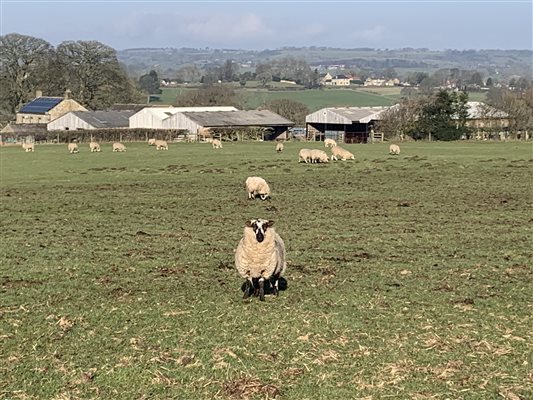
[245,219,274,243]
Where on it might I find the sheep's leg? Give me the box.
[242,279,254,299]
[258,277,265,301]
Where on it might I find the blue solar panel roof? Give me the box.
[19,97,63,114]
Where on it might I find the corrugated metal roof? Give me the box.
[19,97,63,114]
[466,101,508,119]
[180,110,294,127]
[72,110,135,128]
[329,107,390,123]
[139,106,238,121]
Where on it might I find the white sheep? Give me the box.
[148,138,156,146]
[22,142,34,152]
[235,219,287,301]
[331,145,355,161]
[154,139,168,150]
[68,143,79,154]
[298,148,312,163]
[276,142,284,152]
[212,139,222,149]
[389,144,401,155]
[324,138,337,148]
[245,176,271,200]
[89,141,101,152]
[310,149,329,163]
[112,142,126,152]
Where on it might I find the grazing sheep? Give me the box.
[22,142,34,152]
[245,176,271,200]
[235,218,287,301]
[112,142,126,152]
[148,138,156,146]
[389,144,401,155]
[212,139,222,149]
[154,139,168,150]
[89,141,101,152]
[298,148,312,163]
[331,145,355,161]
[324,138,337,148]
[310,149,329,163]
[276,142,284,153]
[68,143,79,154]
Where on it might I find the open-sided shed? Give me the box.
[306,106,390,143]
[171,110,294,140]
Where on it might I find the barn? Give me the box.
[129,106,238,129]
[47,110,135,131]
[305,106,391,143]
[169,110,294,140]
[16,90,87,124]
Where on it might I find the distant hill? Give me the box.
[118,47,532,80]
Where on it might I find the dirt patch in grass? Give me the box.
[223,376,281,399]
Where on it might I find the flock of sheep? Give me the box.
[17,136,400,301]
[295,139,400,164]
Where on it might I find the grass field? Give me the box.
[1,141,532,399]
[158,87,401,111]
[157,86,486,112]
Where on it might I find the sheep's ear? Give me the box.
[266,220,275,228]
[245,220,253,228]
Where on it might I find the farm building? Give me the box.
[47,110,135,131]
[306,106,390,143]
[15,90,87,124]
[129,106,238,129]
[168,110,294,140]
[463,102,509,139]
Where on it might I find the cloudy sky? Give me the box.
[1,1,531,50]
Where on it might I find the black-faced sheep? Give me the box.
[245,176,271,200]
[235,219,287,301]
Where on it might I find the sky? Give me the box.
[0,0,531,51]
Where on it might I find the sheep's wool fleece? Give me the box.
[235,226,285,280]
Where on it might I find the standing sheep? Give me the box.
[212,139,222,149]
[235,219,287,301]
[148,138,156,146]
[276,142,284,152]
[67,143,79,154]
[298,148,312,163]
[112,142,126,152]
[245,176,271,200]
[154,139,168,150]
[324,138,337,148]
[310,149,329,163]
[389,144,401,155]
[89,141,101,152]
[22,142,35,152]
[331,145,355,161]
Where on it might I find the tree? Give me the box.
[485,77,494,87]
[138,70,161,94]
[0,33,53,113]
[375,97,423,140]
[261,99,309,125]
[56,40,142,109]
[415,90,469,141]
[221,59,239,82]
[175,85,242,108]
[469,71,484,87]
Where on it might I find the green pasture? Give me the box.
[1,141,532,399]
[158,86,485,112]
